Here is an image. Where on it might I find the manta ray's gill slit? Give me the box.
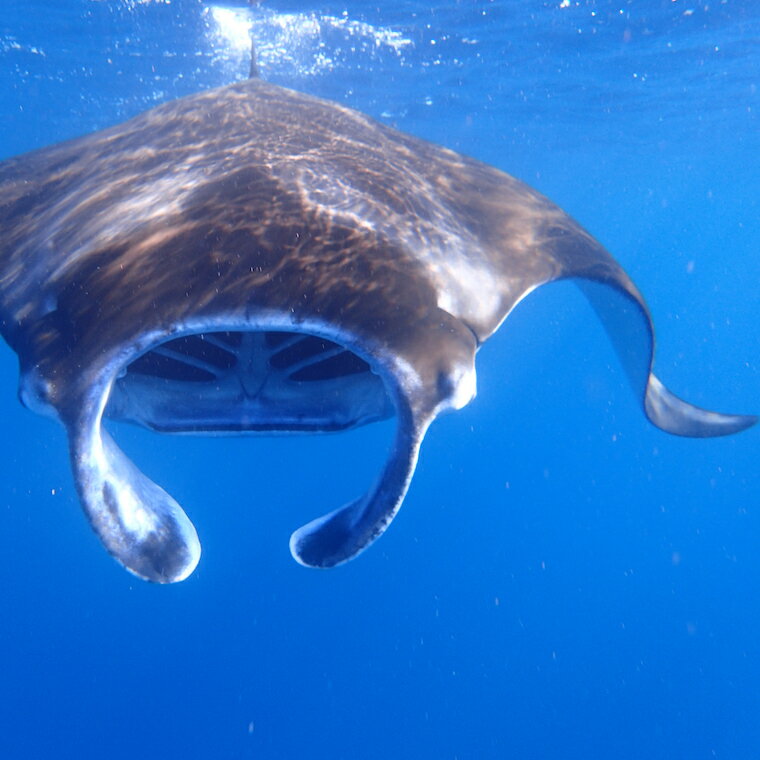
[267,332,371,381]
[127,350,217,383]
[154,334,238,372]
[127,332,238,382]
[289,350,370,382]
[203,331,243,350]
[126,330,372,384]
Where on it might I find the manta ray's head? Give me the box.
[55,310,475,583]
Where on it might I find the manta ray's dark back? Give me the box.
[0,79,754,582]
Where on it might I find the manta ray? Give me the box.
[0,77,754,582]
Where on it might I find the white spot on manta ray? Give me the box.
[432,253,503,327]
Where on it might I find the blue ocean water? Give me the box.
[0,1,757,758]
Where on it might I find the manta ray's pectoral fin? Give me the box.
[576,279,757,438]
[66,400,200,583]
[644,375,757,437]
[290,402,428,569]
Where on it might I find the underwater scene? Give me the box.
[0,1,758,758]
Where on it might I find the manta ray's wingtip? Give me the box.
[645,374,757,438]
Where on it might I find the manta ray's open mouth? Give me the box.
[107,329,394,434]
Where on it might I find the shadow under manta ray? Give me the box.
[0,78,754,583]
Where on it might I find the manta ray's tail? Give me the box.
[248,0,261,79]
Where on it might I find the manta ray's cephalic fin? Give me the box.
[64,373,200,583]
[289,404,429,568]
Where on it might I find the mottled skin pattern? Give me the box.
[0,79,753,581]
[0,79,629,419]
